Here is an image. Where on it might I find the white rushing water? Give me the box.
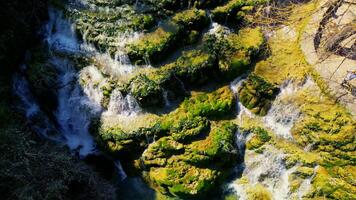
[229,145,314,200]
[262,77,317,139]
[14,7,143,157]
[228,77,318,199]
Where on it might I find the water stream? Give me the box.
[227,77,318,199]
[13,7,142,181]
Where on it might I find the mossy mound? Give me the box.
[126,9,209,64]
[211,0,265,24]
[291,93,356,167]
[124,27,265,108]
[307,166,356,199]
[126,74,165,107]
[66,4,155,54]
[245,127,271,151]
[142,122,238,198]
[95,86,237,197]
[124,49,216,107]
[204,27,265,81]
[238,74,279,116]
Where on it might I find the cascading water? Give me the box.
[14,6,144,161]
[262,77,317,139]
[229,145,298,200]
[106,88,141,116]
[228,77,318,199]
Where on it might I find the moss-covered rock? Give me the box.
[211,0,265,24]
[204,27,265,81]
[246,127,271,151]
[94,121,158,159]
[66,4,155,54]
[95,86,237,197]
[238,73,279,116]
[292,106,356,167]
[127,74,164,107]
[126,9,209,64]
[293,166,314,178]
[142,122,238,198]
[123,50,217,107]
[307,166,356,199]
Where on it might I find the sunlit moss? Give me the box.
[238,73,279,116]
[307,166,356,199]
[126,9,208,64]
[246,183,272,200]
[246,127,271,151]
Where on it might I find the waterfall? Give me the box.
[13,7,145,158]
[13,72,61,141]
[262,80,302,139]
[229,145,298,200]
[54,59,101,157]
[163,90,171,107]
[262,77,317,139]
[230,76,254,122]
[106,88,141,116]
[228,76,317,199]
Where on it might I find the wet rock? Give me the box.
[238,73,279,116]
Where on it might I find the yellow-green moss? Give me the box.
[246,183,272,200]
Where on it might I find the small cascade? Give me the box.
[262,80,302,139]
[263,77,317,139]
[230,76,253,121]
[163,90,171,107]
[44,8,80,52]
[78,65,107,107]
[229,145,298,200]
[54,59,101,157]
[13,8,145,158]
[106,88,142,116]
[208,22,231,35]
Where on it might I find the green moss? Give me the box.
[94,121,158,159]
[187,122,237,161]
[246,127,271,150]
[293,166,314,178]
[229,27,265,56]
[179,87,235,119]
[170,116,210,143]
[128,74,164,107]
[142,122,237,198]
[204,27,265,81]
[124,50,217,107]
[126,27,176,65]
[238,73,279,116]
[211,0,265,24]
[160,86,235,128]
[126,9,208,64]
[246,183,272,200]
[307,166,356,200]
[67,4,155,54]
